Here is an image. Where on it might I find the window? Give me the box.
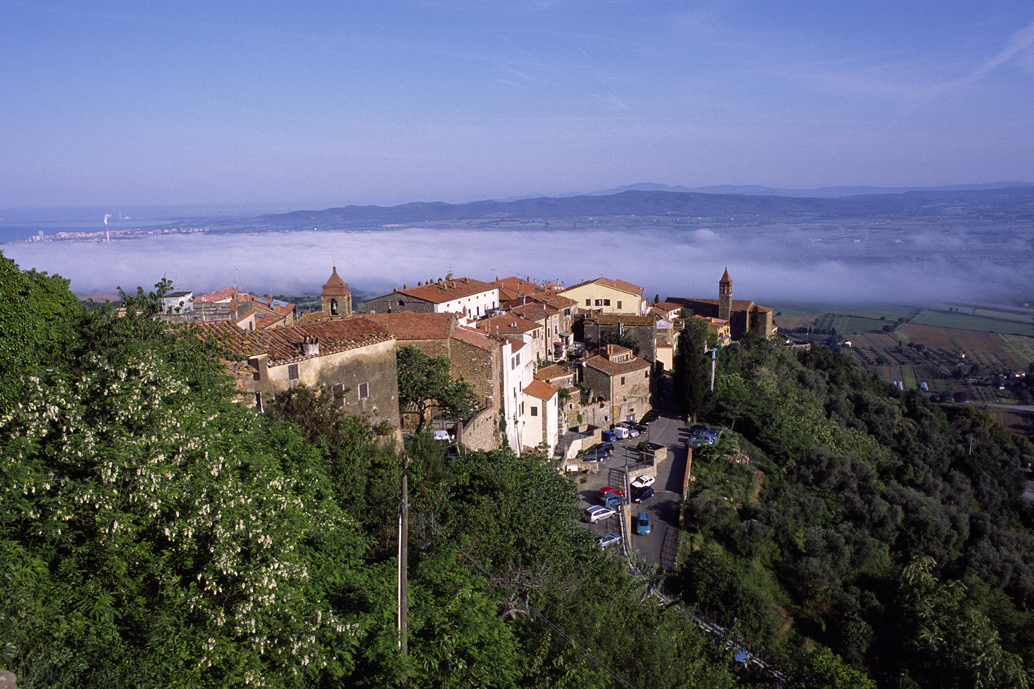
[288,364,299,380]
[585,299,591,306]
[330,298,339,315]
[644,370,649,379]
[254,392,263,412]
[334,383,346,408]
[531,406,538,417]
[621,376,626,385]
[617,301,622,309]
[594,299,603,306]
[358,382,369,400]
[603,299,611,306]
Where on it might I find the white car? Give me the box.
[585,505,617,523]
[616,422,640,437]
[631,474,656,490]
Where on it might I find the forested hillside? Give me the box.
[0,255,740,687]
[678,334,1034,688]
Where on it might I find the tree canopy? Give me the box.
[395,345,479,432]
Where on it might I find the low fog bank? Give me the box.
[3,226,1030,307]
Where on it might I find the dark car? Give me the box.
[589,442,614,456]
[579,449,609,463]
[632,486,655,503]
[689,424,713,436]
[641,409,659,424]
[631,423,648,434]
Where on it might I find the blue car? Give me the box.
[601,430,617,443]
[636,511,652,536]
[602,493,625,507]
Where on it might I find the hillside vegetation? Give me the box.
[677,333,1034,688]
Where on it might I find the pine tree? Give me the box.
[673,318,709,421]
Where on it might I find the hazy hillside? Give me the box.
[249,186,1034,230]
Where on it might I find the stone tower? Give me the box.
[321,266,352,318]
[718,268,732,322]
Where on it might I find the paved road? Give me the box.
[579,392,690,570]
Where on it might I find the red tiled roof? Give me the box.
[196,287,247,303]
[565,276,644,297]
[391,277,498,304]
[585,352,650,376]
[196,317,394,365]
[322,266,350,296]
[535,364,569,381]
[524,379,559,401]
[451,325,502,351]
[476,313,540,336]
[363,312,457,340]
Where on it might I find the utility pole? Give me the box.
[398,474,409,671]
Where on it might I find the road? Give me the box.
[579,392,691,571]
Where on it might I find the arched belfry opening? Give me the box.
[718,268,733,322]
[321,267,352,318]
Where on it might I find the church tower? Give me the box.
[718,268,732,322]
[321,267,352,318]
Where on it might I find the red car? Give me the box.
[597,486,626,500]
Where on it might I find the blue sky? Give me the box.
[3,0,1033,208]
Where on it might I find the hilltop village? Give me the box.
[166,269,777,459]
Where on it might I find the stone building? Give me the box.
[321,266,353,318]
[197,317,401,438]
[582,344,651,425]
[666,269,776,340]
[579,313,659,363]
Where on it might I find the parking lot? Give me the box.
[578,401,692,570]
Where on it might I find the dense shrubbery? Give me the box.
[677,335,1034,688]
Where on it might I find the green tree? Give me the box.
[600,330,639,356]
[0,252,82,412]
[396,345,479,432]
[673,317,710,421]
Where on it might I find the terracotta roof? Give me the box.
[535,364,570,381]
[493,276,536,294]
[564,276,644,297]
[388,277,498,304]
[506,338,526,353]
[322,267,350,296]
[585,353,651,376]
[476,313,540,336]
[363,312,457,340]
[196,287,247,304]
[451,325,502,351]
[508,303,557,322]
[196,317,394,365]
[720,268,732,285]
[524,379,559,401]
[529,292,577,310]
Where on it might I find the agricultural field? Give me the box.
[771,303,1034,436]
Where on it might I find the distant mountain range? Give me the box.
[250,183,1034,230]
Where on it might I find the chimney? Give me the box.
[446,272,454,280]
[301,335,320,357]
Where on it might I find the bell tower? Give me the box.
[321,267,352,318]
[718,268,732,322]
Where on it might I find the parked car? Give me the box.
[689,424,719,439]
[631,474,656,489]
[601,493,625,507]
[635,511,652,535]
[597,532,622,548]
[616,422,640,437]
[597,486,626,499]
[588,442,614,456]
[610,426,630,440]
[579,449,609,462]
[686,436,713,449]
[585,505,617,523]
[633,486,655,503]
[631,422,648,434]
[641,409,659,424]
[602,430,618,442]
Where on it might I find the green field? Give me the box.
[911,309,1034,337]
[771,303,917,320]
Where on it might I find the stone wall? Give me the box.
[456,406,502,452]
[365,293,435,315]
